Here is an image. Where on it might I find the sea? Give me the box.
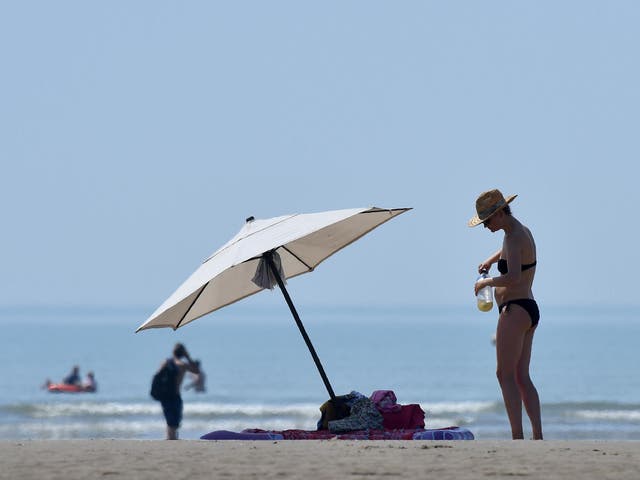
[1,304,640,441]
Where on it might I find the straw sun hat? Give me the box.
[468,189,517,227]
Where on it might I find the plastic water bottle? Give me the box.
[476,269,493,312]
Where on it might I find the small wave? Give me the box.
[575,409,640,422]
[543,400,640,411]
[420,401,498,415]
[7,399,640,418]
[0,415,319,440]
[1,401,322,420]
[0,420,161,439]
[4,402,161,418]
[185,402,320,418]
[425,416,466,429]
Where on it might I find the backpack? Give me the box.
[150,358,178,401]
[317,395,352,430]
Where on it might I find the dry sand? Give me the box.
[1,439,639,480]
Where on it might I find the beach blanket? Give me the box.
[200,426,474,441]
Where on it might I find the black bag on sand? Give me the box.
[317,395,352,430]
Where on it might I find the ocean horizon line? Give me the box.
[2,302,640,315]
[2,303,640,327]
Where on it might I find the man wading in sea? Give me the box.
[157,343,200,440]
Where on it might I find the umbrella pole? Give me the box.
[265,252,336,401]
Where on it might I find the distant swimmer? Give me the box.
[62,365,81,385]
[42,365,81,389]
[82,371,97,392]
[43,366,97,393]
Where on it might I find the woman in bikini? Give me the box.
[469,189,543,440]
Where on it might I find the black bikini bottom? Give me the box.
[499,298,540,328]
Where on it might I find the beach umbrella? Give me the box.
[136,206,411,400]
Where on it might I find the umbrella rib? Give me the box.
[281,245,313,271]
[276,209,410,273]
[175,282,208,330]
[203,214,300,264]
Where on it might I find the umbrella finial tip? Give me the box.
[246,216,255,223]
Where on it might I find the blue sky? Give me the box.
[2,2,639,311]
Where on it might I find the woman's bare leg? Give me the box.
[516,326,543,439]
[495,306,530,439]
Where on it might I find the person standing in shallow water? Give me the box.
[469,189,543,440]
[159,343,200,440]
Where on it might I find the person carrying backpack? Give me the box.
[153,343,200,440]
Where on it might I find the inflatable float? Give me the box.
[47,383,95,393]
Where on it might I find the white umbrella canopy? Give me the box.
[137,207,410,332]
[136,206,411,400]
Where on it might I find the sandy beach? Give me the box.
[1,439,639,480]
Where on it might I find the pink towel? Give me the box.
[370,390,401,413]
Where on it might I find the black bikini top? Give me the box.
[497,259,536,275]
